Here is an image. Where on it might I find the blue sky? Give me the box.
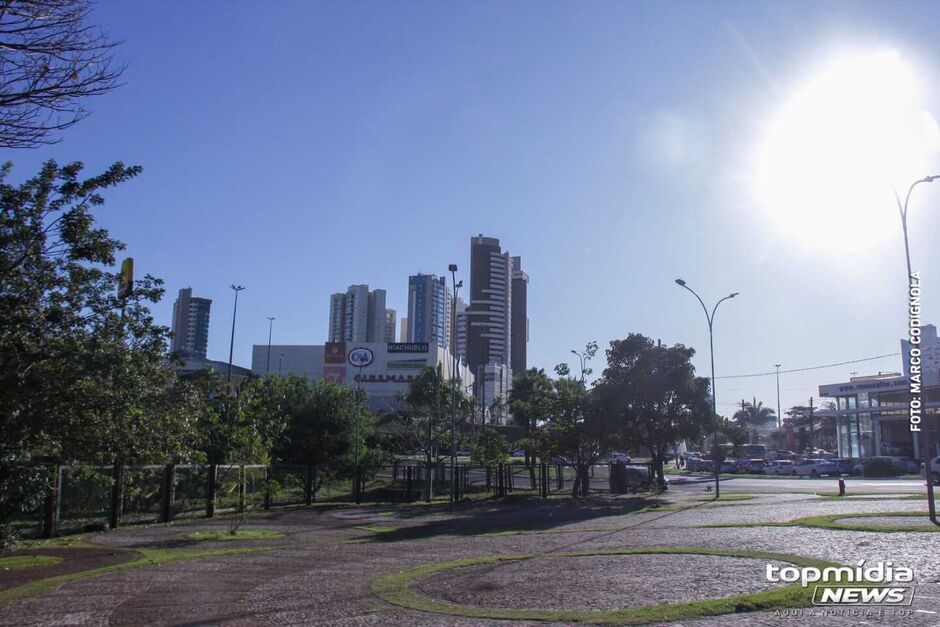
[6,0,940,417]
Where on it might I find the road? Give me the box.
[671,473,929,494]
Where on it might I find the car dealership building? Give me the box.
[817,324,940,460]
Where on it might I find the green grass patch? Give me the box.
[815,492,926,500]
[0,544,279,608]
[792,512,940,533]
[184,529,284,541]
[0,555,63,570]
[372,547,842,624]
[352,525,398,534]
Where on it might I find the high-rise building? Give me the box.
[467,235,513,421]
[454,297,468,365]
[328,285,389,342]
[400,317,409,342]
[510,256,529,374]
[385,309,397,342]
[171,288,211,359]
[407,273,452,348]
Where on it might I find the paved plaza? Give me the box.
[2,481,939,626]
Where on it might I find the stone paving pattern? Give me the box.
[1,489,939,626]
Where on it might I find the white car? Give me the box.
[794,458,837,477]
[608,452,632,464]
[766,460,795,475]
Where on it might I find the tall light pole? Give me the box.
[774,364,782,429]
[266,316,276,374]
[227,285,245,391]
[571,349,587,383]
[675,279,738,498]
[449,264,462,511]
[895,175,938,525]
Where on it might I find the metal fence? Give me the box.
[19,461,650,539]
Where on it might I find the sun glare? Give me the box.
[755,49,940,251]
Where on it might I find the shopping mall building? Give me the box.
[249,341,475,415]
[817,324,940,459]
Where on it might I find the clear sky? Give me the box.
[6,0,940,418]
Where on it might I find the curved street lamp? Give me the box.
[675,279,738,498]
[449,264,462,511]
[895,175,939,525]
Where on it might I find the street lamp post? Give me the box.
[266,317,275,374]
[675,279,738,498]
[895,175,939,525]
[449,264,462,511]
[227,285,245,392]
[774,364,782,429]
[570,349,587,384]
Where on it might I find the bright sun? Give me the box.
[755,49,940,252]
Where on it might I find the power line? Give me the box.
[716,353,900,380]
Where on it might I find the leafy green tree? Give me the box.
[733,397,776,443]
[510,367,554,486]
[396,365,472,500]
[543,376,609,497]
[0,161,198,547]
[717,416,749,456]
[594,334,711,486]
[270,376,371,495]
[470,427,509,467]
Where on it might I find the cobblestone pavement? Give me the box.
[1,488,939,626]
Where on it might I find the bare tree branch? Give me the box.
[0,0,125,148]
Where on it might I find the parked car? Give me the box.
[719,458,739,473]
[688,458,713,472]
[853,456,906,477]
[766,460,795,475]
[921,456,940,485]
[768,449,796,461]
[745,459,766,474]
[828,458,855,475]
[891,457,921,474]
[549,454,569,465]
[608,452,632,464]
[510,448,526,457]
[794,458,838,477]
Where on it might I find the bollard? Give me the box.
[838,477,846,497]
[161,464,176,522]
[109,462,125,530]
[206,464,217,517]
[42,465,61,539]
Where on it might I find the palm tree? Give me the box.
[733,398,777,443]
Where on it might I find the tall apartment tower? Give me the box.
[407,273,452,348]
[467,235,512,380]
[328,284,389,342]
[510,256,529,373]
[400,317,409,342]
[385,309,397,342]
[454,297,468,365]
[171,287,211,359]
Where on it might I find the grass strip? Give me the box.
[0,555,63,570]
[372,547,841,624]
[184,529,284,541]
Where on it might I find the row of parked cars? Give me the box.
[685,452,935,479]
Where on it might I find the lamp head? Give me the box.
[675,279,686,286]
[926,175,940,183]
[729,292,739,298]
[456,280,463,288]
[571,349,578,356]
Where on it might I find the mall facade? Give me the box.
[817,324,940,460]
[250,341,475,416]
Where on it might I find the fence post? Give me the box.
[263,466,272,510]
[161,464,175,523]
[304,464,314,506]
[556,464,563,490]
[507,464,514,492]
[486,466,492,492]
[238,465,246,513]
[541,463,548,498]
[109,462,125,530]
[206,464,217,518]
[406,466,413,501]
[42,465,60,538]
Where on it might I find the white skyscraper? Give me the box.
[328,284,389,342]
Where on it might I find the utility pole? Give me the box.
[266,316,275,374]
[808,397,815,453]
[774,364,782,428]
